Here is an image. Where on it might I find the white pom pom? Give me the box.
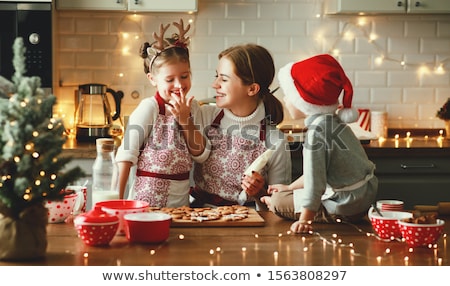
[337,108,359,123]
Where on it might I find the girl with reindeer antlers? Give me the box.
[115,19,208,208]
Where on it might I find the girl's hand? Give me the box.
[241,171,265,197]
[167,88,193,125]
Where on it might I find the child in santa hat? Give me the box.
[261,54,378,234]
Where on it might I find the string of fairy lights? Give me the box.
[78,217,447,266]
[324,18,450,75]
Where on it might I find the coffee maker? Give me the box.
[75,83,124,142]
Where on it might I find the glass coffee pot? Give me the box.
[75,83,123,142]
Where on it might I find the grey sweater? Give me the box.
[297,113,378,216]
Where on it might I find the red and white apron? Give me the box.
[193,110,267,205]
[133,93,192,207]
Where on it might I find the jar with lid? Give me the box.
[91,138,119,207]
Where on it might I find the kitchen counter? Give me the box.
[362,137,450,158]
[62,133,450,160]
[62,136,97,159]
[0,211,449,266]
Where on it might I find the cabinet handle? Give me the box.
[415,1,421,7]
[135,0,139,5]
[400,163,435,169]
[397,1,403,7]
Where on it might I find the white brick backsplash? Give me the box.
[372,88,403,103]
[352,87,371,105]
[436,88,450,103]
[244,20,274,36]
[76,53,109,68]
[59,35,92,51]
[340,55,371,70]
[421,72,450,87]
[387,103,418,121]
[226,3,258,19]
[374,20,404,37]
[388,37,420,53]
[210,20,242,35]
[75,18,109,35]
[356,71,387,87]
[404,88,435,103]
[421,38,450,53]
[405,21,437,37]
[291,2,323,19]
[276,20,307,36]
[388,71,420,87]
[53,0,450,130]
[260,3,290,19]
[259,36,290,53]
[437,22,450,37]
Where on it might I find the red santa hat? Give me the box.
[278,54,358,123]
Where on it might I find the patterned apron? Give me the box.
[193,110,267,204]
[133,93,192,207]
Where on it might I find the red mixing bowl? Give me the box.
[124,212,172,243]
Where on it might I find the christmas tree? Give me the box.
[0,37,84,219]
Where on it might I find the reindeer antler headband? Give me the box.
[147,19,191,72]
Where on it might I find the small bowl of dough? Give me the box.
[399,216,445,247]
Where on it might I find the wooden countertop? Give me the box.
[1,211,448,266]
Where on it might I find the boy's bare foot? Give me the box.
[260,196,274,212]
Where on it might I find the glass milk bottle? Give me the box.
[91,138,119,207]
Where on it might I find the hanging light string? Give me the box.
[327,19,449,74]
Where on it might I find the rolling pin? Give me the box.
[414,202,450,215]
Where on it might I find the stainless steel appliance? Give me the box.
[75,83,124,142]
[0,1,52,91]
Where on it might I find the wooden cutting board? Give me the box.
[170,208,265,227]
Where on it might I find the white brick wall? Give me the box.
[53,0,450,131]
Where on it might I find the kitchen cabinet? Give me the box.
[56,0,127,11]
[370,156,450,210]
[55,0,198,12]
[324,0,450,14]
[129,0,198,12]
